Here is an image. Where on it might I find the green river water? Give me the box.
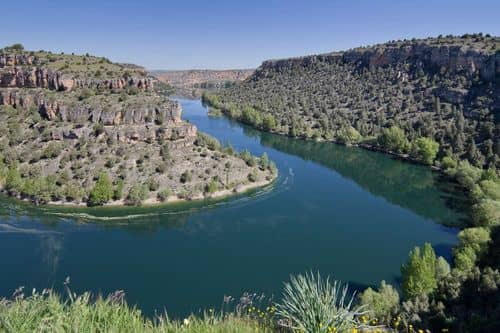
[0,99,468,317]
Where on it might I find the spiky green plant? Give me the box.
[276,272,366,333]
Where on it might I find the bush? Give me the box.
[413,137,439,165]
[157,188,172,202]
[240,150,256,166]
[88,172,113,206]
[204,180,218,194]
[262,113,277,131]
[180,171,191,183]
[451,161,482,190]
[42,143,63,159]
[78,88,95,100]
[472,199,500,227]
[113,179,124,200]
[337,126,362,145]
[358,281,399,322]
[248,170,257,182]
[127,184,148,206]
[194,133,221,151]
[440,156,457,170]
[5,167,23,194]
[64,182,84,203]
[276,272,365,333]
[377,126,409,153]
[259,153,269,170]
[148,178,159,191]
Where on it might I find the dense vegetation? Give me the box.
[204,34,499,169]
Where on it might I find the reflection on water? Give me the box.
[252,129,468,227]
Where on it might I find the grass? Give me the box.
[0,287,274,333]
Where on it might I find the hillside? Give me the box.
[153,69,253,97]
[0,44,276,206]
[205,34,499,168]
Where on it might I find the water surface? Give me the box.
[0,99,467,317]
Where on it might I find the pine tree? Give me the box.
[88,171,113,206]
[401,243,438,299]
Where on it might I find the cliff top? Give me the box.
[346,33,499,54]
[263,34,499,64]
[0,44,147,80]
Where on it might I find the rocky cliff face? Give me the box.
[0,66,153,91]
[0,50,196,144]
[259,40,499,82]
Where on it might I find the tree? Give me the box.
[359,281,400,322]
[413,137,439,165]
[401,243,438,299]
[337,126,362,145]
[259,152,269,170]
[113,179,124,200]
[262,113,277,131]
[472,199,500,227]
[377,126,409,153]
[88,172,113,206]
[6,43,24,51]
[5,167,23,194]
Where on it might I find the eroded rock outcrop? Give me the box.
[259,41,499,82]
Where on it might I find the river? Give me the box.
[0,98,467,317]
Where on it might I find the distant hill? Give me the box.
[205,33,499,168]
[152,69,253,97]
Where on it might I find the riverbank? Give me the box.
[205,98,444,172]
[0,177,276,209]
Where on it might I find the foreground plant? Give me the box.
[276,272,366,333]
[0,286,273,333]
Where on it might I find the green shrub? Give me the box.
[413,137,439,165]
[205,180,218,194]
[337,126,362,145]
[42,142,63,159]
[259,152,269,170]
[180,171,191,183]
[5,167,23,194]
[472,199,500,227]
[88,172,113,206]
[377,126,410,153]
[452,161,482,190]
[262,113,277,131]
[148,178,159,191]
[157,188,172,202]
[127,184,148,206]
[248,170,257,182]
[440,156,458,170]
[113,179,124,200]
[358,281,399,323]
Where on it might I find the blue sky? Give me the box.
[2,0,499,69]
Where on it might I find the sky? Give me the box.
[2,0,499,70]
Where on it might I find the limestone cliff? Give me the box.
[0,47,275,206]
